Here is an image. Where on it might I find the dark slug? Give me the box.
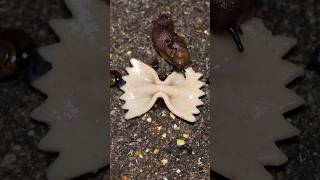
[212,0,254,52]
[152,14,190,72]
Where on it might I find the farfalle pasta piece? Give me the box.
[120,58,205,122]
[30,0,109,179]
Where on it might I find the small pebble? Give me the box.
[173,124,180,131]
[161,158,168,165]
[153,149,159,154]
[128,162,134,167]
[133,149,141,157]
[176,169,181,173]
[146,117,152,123]
[149,124,161,134]
[162,133,167,139]
[195,27,204,32]
[182,133,189,139]
[170,112,176,119]
[142,113,147,120]
[110,110,116,116]
[177,138,186,146]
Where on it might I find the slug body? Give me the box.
[152,14,190,71]
[212,0,254,51]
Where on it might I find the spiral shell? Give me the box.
[0,41,17,79]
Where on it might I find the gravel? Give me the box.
[110,0,210,179]
[0,0,319,180]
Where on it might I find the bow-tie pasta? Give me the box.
[120,58,205,122]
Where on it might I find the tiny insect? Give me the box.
[212,0,254,52]
[152,14,190,72]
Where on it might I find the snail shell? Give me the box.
[0,28,52,81]
[0,28,37,80]
[0,41,17,79]
[152,14,190,71]
[110,70,125,87]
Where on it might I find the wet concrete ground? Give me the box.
[110,0,210,179]
[0,0,319,180]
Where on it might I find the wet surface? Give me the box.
[110,0,210,179]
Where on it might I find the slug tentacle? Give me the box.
[212,0,254,52]
[228,26,244,52]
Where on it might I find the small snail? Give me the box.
[0,28,52,81]
[152,14,190,72]
[0,41,17,79]
[110,70,125,88]
[212,0,254,52]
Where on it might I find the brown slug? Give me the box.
[152,14,190,72]
[212,0,254,52]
